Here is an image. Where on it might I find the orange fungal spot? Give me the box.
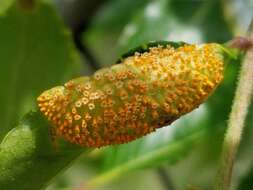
[37,43,225,148]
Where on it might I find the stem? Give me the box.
[72,21,101,71]
[214,23,253,190]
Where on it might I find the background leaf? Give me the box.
[0,0,14,14]
[90,0,148,31]
[84,0,232,66]
[0,0,81,141]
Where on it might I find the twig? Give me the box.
[214,20,253,190]
[73,21,101,71]
[60,0,105,71]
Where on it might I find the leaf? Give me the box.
[117,0,232,54]
[0,0,14,14]
[85,0,233,68]
[84,0,148,67]
[0,0,81,141]
[0,111,87,190]
[90,0,148,32]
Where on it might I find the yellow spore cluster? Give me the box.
[37,43,224,148]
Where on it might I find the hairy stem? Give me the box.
[214,24,253,190]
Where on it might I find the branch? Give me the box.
[214,20,253,190]
[72,21,101,71]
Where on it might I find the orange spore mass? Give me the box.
[37,44,224,148]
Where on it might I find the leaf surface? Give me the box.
[0,1,80,140]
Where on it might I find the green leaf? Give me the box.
[0,1,80,140]
[85,0,233,68]
[84,0,148,67]
[0,111,87,190]
[0,0,14,14]
[90,0,148,32]
[118,0,232,54]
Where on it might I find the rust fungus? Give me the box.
[37,42,227,148]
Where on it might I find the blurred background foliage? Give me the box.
[0,0,253,190]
